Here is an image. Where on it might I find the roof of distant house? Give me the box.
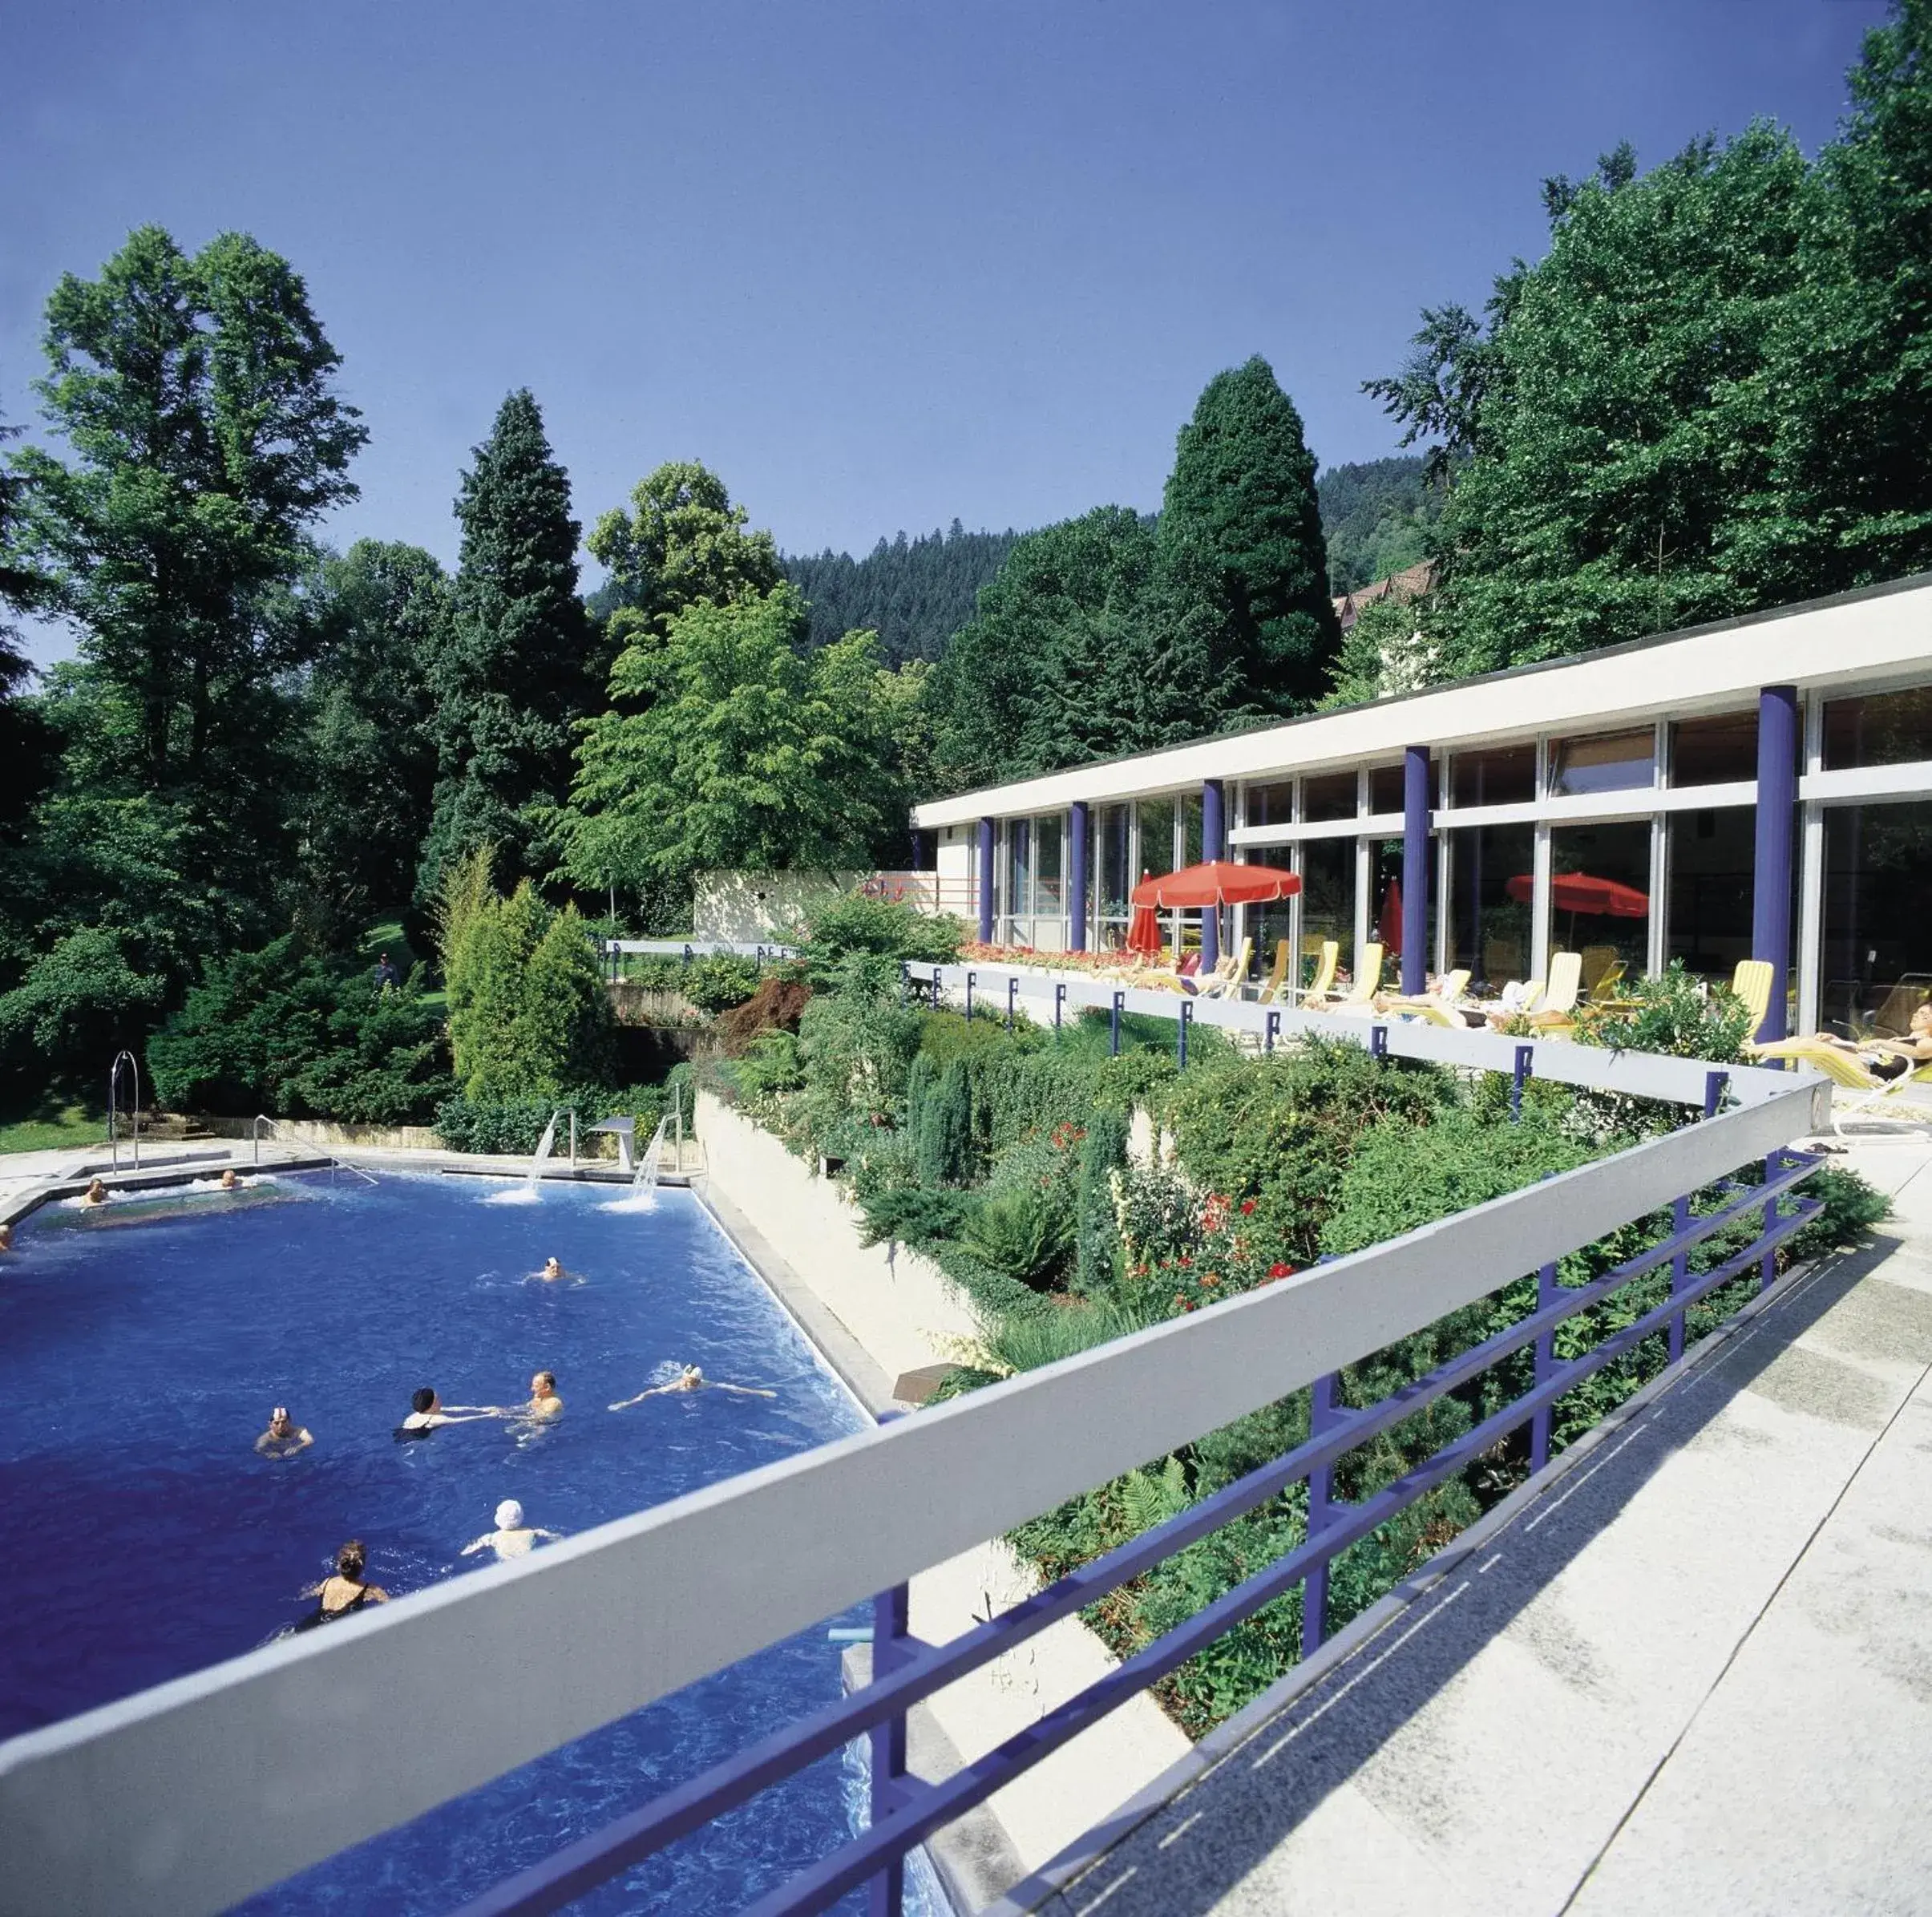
[1333,559,1438,633]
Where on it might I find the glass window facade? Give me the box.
[1182,792,1204,869]
[1095,805,1131,950]
[1446,823,1535,988]
[1550,728,1655,798]
[1665,807,1754,982]
[1821,800,1932,1035]
[1671,710,1758,787]
[1303,770,1358,821]
[1245,781,1294,828]
[1448,743,1535,809]
[1821,685,1932,771]
[1369,838,1405,971]
[1138,797,1176,877]
[1299,838,1353,985]
[1548,820,1652,975]
[1034,814,1065,945]
[1368,764,1406,815]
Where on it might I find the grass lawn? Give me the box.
[358,913,445,1005]
[0,1102,104,1155]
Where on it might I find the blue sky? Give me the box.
[0,1,1893,662]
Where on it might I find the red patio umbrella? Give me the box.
[1505,872,1649,918]
[1377,877,1403,954]
[1129,859,1301,909]
[1124,900,1163,956]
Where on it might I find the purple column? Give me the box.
[1752,686,1797,1042]
[1401,746,1431,997]
[1068,802,1089,952]
[976,817,995,944]
[1202,779,1225,970]
[909,828,924,872]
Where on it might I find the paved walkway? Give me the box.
[999,1135,1932,1917]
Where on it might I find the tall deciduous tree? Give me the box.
[1160,355,1339,709]
[562,583,908,892]
[13,226,365,795]
[299,540,450,928]
[420,390,592,901]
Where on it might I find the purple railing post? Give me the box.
[1512,1044,1534,1122]
[1265,1009,1280,1054]
[1178,999,1192,1068]
[1110,991,1123,1057]
[1006,976,1017,1033]
[1530,1262,1560,1471]
[1668,1195,1692,1364]
[964,970,975,1021]
[1704,1070,1728,1119]
[1761,1155,1780,1294]
[1369,1022,1388,1060]
[898,961,908,1008]
[867,1579,911,1917]
[1054,982,1065,1030]
[1301,1370,1343,1657]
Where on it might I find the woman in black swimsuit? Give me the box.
[296,1540,390,1631]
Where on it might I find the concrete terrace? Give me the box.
[996,1134,1932,1917]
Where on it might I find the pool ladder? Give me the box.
[252,1114,379,1186]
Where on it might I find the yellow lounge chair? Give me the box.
[1730,959,1774,1034]
[1525,951,1585,1033]
[1297,939,1340,1008]
[1192,937,1253,1000]
[1310,943,1383,1014]
[1578,945,1620,996]
[1256,939,1293,1005]
[1382,969,1473,1027]
[1746,1035,1932,1137]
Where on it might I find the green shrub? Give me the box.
[794,892,964,986]
[915,1059,976,1187]
[1075,1106,1130,1294]
[148,936,451,1123]
[1574,959,1752,1063]
[681,953,765,1011]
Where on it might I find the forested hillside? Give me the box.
[782,522,1020,664]
[1316,455,1440,592]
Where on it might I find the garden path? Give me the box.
[991,1133,1932,1917]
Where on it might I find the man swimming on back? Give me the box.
[256,1405,313,1457]
[608,1365,775,1409]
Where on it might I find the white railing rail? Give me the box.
[0,1079,1820,1917]
[924,961,1815,1113]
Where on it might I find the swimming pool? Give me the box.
[0,1171,936,1913]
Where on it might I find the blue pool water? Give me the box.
[0,1171,932,1914]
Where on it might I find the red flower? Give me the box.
[1239,1198,1257,1215]
[1267,1261,1293,1280]
[1179,1255,1192,1268]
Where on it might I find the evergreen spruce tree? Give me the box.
[1161,356,1340,710]
[1074,1106,1129,1295]
[420,390,592,903]
[448,880,546,1098]
[916,1059,974,1187]
[513,903,613,1094]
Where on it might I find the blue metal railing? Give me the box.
[455,1145,1821,1917]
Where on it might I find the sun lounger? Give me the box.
[1729,958,1774,1034]
[1297,940,1340,1008]
[1308,943,1383,1014]
[1746,1034,1932,1137]
[1256,939,1293,1005]
[1524,951,1584,1033]
[1381,969,1473,1027]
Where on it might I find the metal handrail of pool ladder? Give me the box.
[107,1050,140,1175]
[252,1114,379,1186]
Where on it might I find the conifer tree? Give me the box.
[512,903,612,1094]
[1161,356,1340,710]
[419,390,591,902]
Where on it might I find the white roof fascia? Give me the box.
[913,576,1932,829]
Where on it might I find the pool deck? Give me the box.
[987,1131,1932,1917]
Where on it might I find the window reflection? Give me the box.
[1546,820,1652,980]
[1447,823,1534,988]
[1821,800,1932,1034]
[1550,729,1655,798]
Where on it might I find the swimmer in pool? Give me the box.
[220,1167,240,1191]
[460,1498,560,1561]
[394,1385,506,1439]
[539,1256,568,1282]
[81,1178,109,1207]
[296,1539,388,1628]
[523,1370,564,1419]
[0,1222,12,1252]
[255,1405,313,1457]
[608,1365,776,1409]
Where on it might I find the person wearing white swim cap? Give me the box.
[461,1498,560,1561]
